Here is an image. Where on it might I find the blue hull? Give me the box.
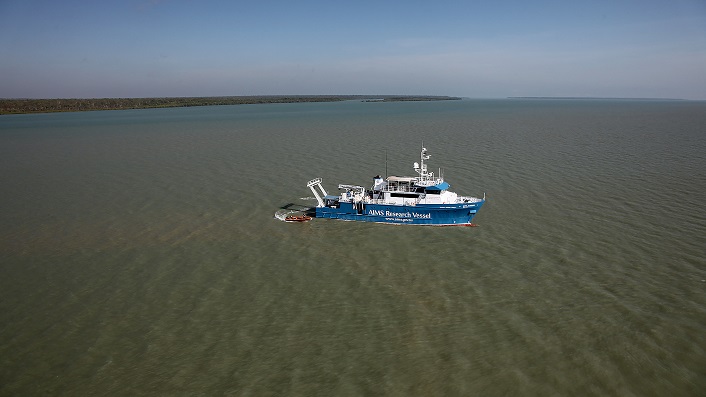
[315,200,485,225]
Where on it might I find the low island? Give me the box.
[0,95,461,115]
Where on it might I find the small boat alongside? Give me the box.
[307,146,485,226]
[284,214,312,222]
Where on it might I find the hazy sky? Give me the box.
[1,0,705,99]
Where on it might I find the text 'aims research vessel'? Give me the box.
[307,147,485,226]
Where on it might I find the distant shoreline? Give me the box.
[508,96,688,101]
[0,95,461,115]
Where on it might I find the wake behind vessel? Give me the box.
[307,147,485,225]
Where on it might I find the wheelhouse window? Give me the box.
[391,193,420,198]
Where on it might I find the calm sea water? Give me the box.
[1,99,705,396]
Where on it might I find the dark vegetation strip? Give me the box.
[0,95,461,115]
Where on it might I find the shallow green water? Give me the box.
[1,99,705,396]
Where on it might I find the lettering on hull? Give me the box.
[367,209,432,219]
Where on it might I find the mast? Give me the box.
[414,145,432,183]
[420,146,429,177]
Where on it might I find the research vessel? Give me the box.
[307,147,485,225]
